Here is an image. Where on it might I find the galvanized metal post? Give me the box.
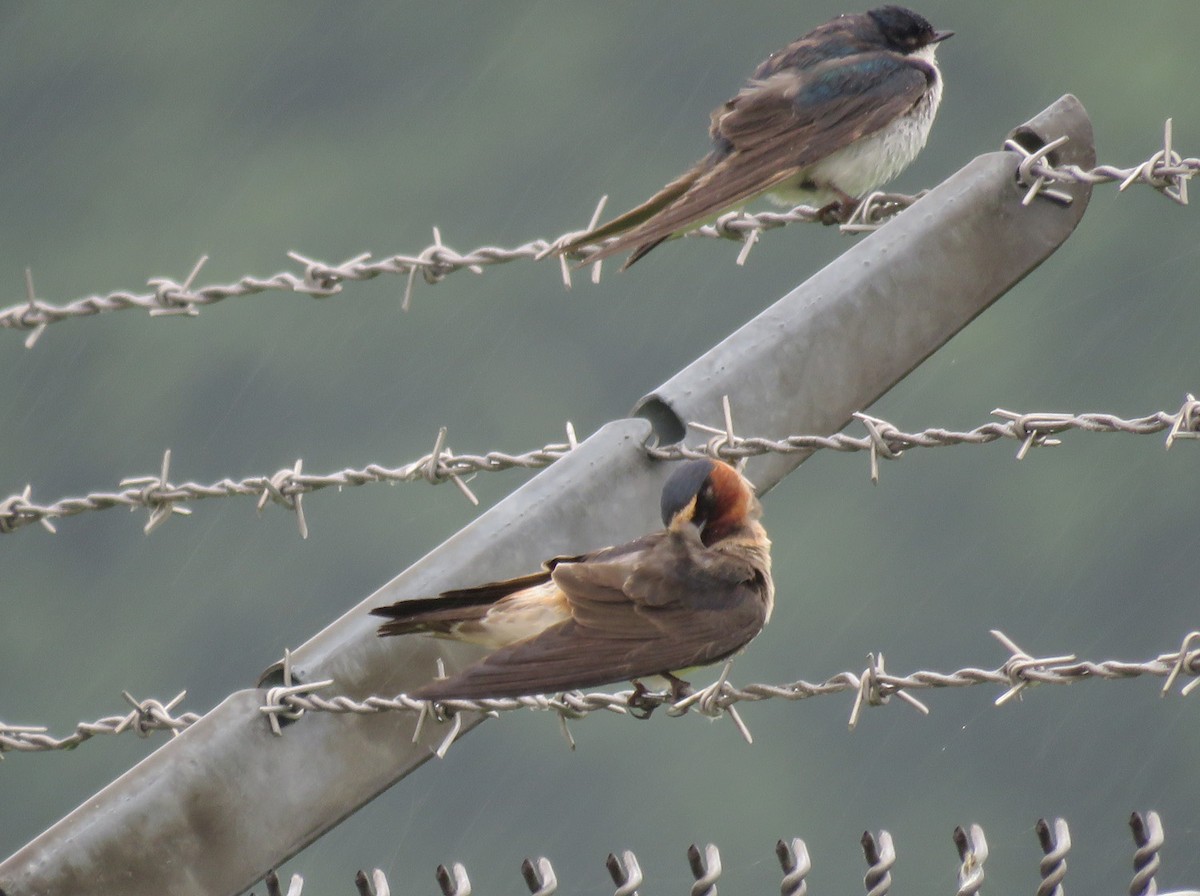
[0,96,1093,896]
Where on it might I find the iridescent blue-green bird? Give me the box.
[560,6,952,268]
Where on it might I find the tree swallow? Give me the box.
[560,6,952,268]
[371,459,774,704]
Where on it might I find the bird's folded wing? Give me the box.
[411,534,768,698]
[597,54,933,251]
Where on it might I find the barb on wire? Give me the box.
[263,628,1200,748]
[1009,119,1193,206]
[0,690,198,756]
[653,394,1200,476]
[11,628,1200,757]
[0,422,581,536]
[6,395,1200,536]
[3,118,1194,341]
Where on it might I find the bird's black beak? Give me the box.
[932,29,954,43]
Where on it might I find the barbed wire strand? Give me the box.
[2,122,1193,344]
[249,816,1200,896]
[0,690,198,757]
[4,394,1199,537]
[7,627,1200,757]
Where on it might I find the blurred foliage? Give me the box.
[2,2,1199,894]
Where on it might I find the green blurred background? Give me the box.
[3,1,1199,893]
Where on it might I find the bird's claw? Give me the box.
[627,681,659,720]
[665,672,693,703]
[817,199,856,225]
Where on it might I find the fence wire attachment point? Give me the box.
[687,843,722,896]
[1035,818,1071,896]
[607,850,643,896]
[1006,134,1075,206]
[119,449,193,534]
[521,857,558,896]
[862,830,896,896]
[260,650,335,736]
[1159,631,1200,697]
[777,838,812,896]
[436,862,472,896]
[954,824,988,896]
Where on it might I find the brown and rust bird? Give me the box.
[558,6,952,269]
[371,458,773,703]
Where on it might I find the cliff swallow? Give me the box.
[559,6,951,269]
[371,458,773,704]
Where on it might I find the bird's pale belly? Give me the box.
[443,581,570,648]
[770,85,943,206]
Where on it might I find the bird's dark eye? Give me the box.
[693,483,718,524]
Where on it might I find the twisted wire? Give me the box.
[1130,812,1163,896]
[953,824,988,896]
[247,820,1199,896]
[1036,819,1072,896]
[9,629,1199,757]
[0,691,197,756]
[862,832,895,896]
[2,123,1194,342]
[5,395,1198,536]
